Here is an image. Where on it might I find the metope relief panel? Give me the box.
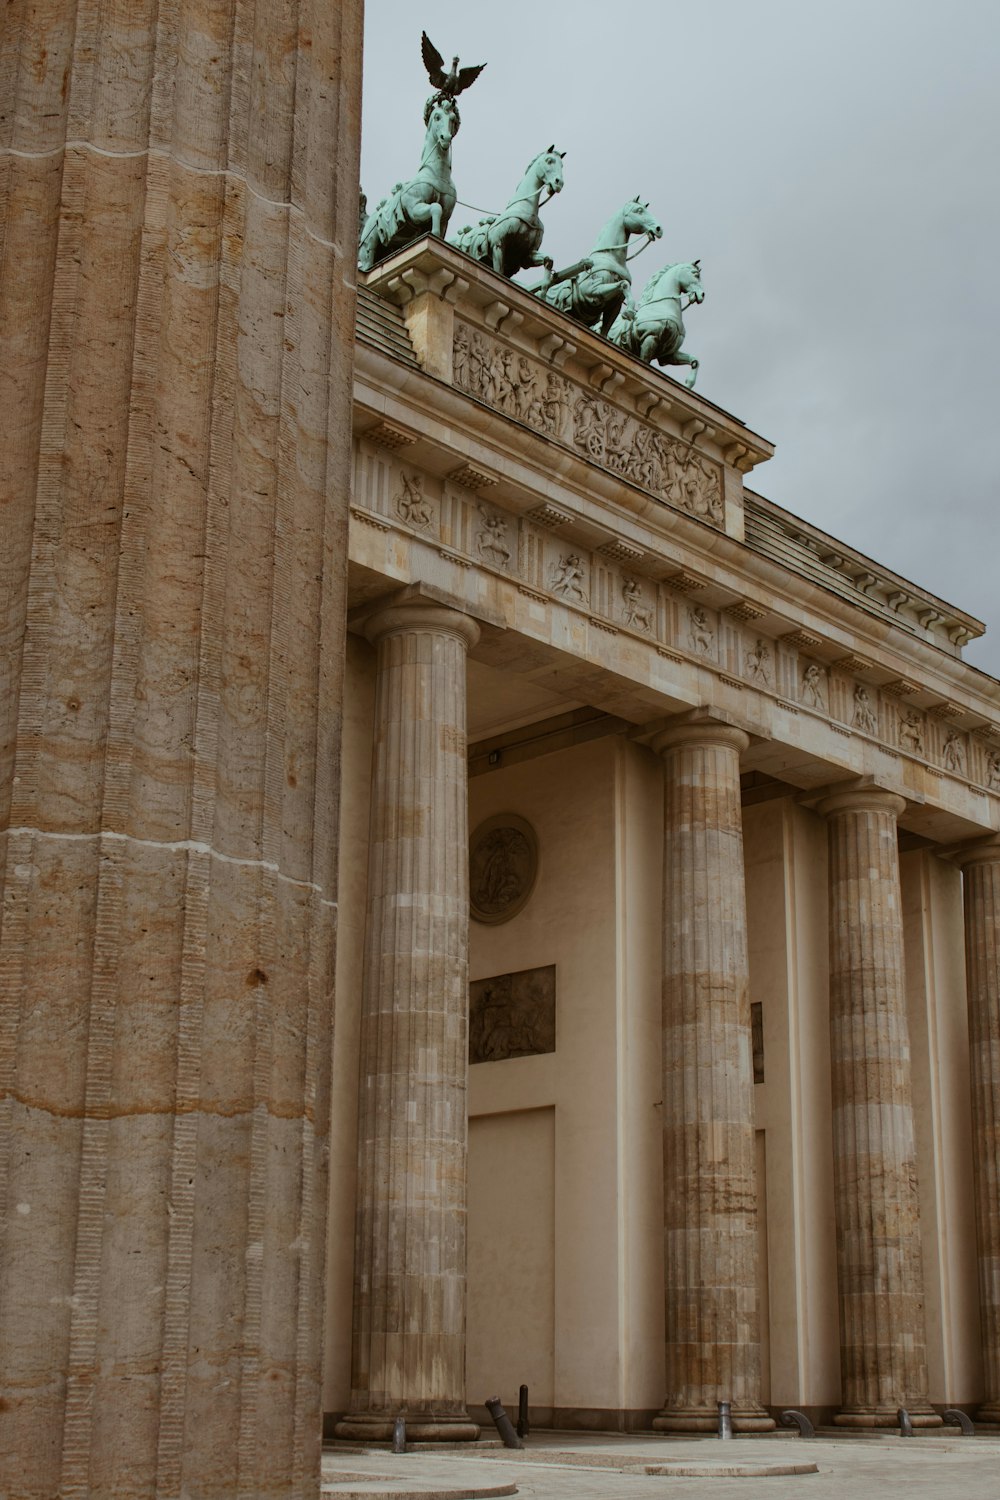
[620,575,654,634]
[469,964,556,1065]
[546,545,590,608]
[799,660,828,713]
[474,503,514,572]
[743,635,773,690]
[453,321,724,528]
[392,469,437,533]
[686,602,717,661]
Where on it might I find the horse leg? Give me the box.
[529,252,554,291]
[670,351,699,389]
[600,295,622,337]
[492,233,507,277]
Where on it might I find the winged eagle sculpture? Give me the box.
[421,31,486,99]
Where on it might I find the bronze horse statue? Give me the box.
[453,145,566,287]
[608,260,705,387]
[542,198,662,334]
[359,94,461,271]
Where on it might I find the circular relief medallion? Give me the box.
[469,814,538,925]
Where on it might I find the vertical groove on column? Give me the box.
[653,723,772,1433]
[958,850,1000,1420]
[823,790,938,1426]
[336,607,480,1444]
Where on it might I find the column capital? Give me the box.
[951,834,1000,870]
[362,599,480,650]
[651,714,750,759]
[817,783,907,822]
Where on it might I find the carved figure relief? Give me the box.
[469,814,539,925]
[476,506,512,569]
[801,662,826,709]
[852,685,879,735]
[453,321,470,387]
[469,964,556,1065]
[622,578,653,633]
[899,709,924,755]
[549,553,588,604]
[452,321,724,526]
[689,605,715,655]
[538,371,571,435]
[394,472,433,529]
[942,730,966,774]
[987,749,1000,791]
[745,637,772,686]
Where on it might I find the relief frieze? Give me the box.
[453,321,723,527]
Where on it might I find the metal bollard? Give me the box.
[897,1407,913,1437]
[485,1396,524,1449]
[779,1409,815,1439]
[517,1384,530,1439]
[943,1408,975,1436]
[717,1401,733,1440]
[392,1416,406,1453]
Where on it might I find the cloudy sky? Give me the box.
[361,1,1000,680]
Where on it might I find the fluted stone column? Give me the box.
[954,837,1000,1423]
[336,598,480,1443]
[819,787,940,1427]
[652,719,774,1433]
[0,4,363,1496]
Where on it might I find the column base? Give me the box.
[333,1413,481,1444]
[977,1402,1000,1426]
[832,1408,942,1429]
[653,1407,776,1434]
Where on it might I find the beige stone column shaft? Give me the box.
[820,788,940,1427]
[335,600,481,1443]
[955,837,1000,1422]
[0,4,363,1496]
[652,720,774,1433]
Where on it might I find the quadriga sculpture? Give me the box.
[453,145,566,287]
[358,94,461,271]
[358,34,486,272]
[608,260,705,388]
[542,198,662,334]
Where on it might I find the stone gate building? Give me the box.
[322,238,1000,1438]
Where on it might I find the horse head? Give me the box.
[677,260,705,304]
[534,144,566,200]
[423,94,461,149]
[623,197,663,243]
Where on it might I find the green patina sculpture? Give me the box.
[453,146,566,286]
[542,198,662,334]
[358,33,486,272]
[608,260,705,387]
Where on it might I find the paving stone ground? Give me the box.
[322,1431,1000,1500]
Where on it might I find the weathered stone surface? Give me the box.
[955,837,1000,1423]
[0,2,364,1495]
[819,786,941,1427]
[652,719,774,1432]
[336,599,481,1443]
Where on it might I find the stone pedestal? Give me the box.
[819,788,940,1428]
[0,4,363,1495]
[335,600,480,1443]
[955,837,1000,1424]
[651,720,774,1433]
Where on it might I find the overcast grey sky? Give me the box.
[361,1,1000,679]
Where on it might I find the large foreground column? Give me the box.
[954,837,1000,1423]
[0,5,363,1496]
[335,598,480,1443]
[819,787,940,1427]
[652,719,774,1433]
